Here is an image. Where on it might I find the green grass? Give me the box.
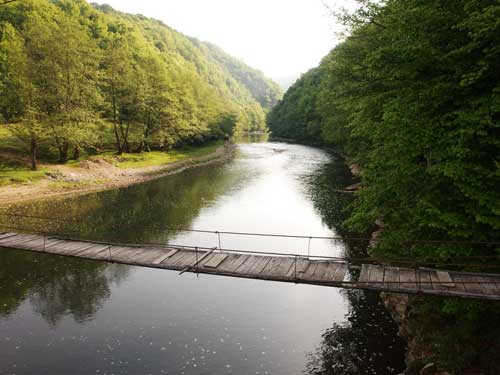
[0,134,224,187]
[105,141,224,169]
[0,161,49,186]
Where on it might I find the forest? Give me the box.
[268,0,500,372]
[0,0,281,169]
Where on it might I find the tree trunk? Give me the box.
[30,136,38,171]
[73,145,80,160]
[59,142,69,163]
[120,119,130,153]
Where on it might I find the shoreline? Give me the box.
[0,142,236,208]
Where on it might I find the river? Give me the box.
[0,137,406,374]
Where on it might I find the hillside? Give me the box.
[193,40,282,111]
[0,0,280,169]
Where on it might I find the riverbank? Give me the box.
[0,141,236,208]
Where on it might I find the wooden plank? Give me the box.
[105,246,143,261]
[302,261,321,281]
[203,254,229,268]
[428,269,446,292]
[451,273,485,296]
[333,262,349,282]
[43,240,73,253]
[399,268,417,290]
[121,247,151,262]
[174,252,199,269]
[476,276,500,296]
[106,246,140,259]
[43,238,65,245]
[313,262,337,281]
[152,249,178,265]
[237,255,272,275]
[180,248,218,274]
[65,242,102,255]
[1,234,39,247]
[261,257,293,277]
[436,270,455,288]
[216,254,250,273]
[132,248,168,263]
[261,257,294,279]
[0,233,19,241]
[0,233,21,243]
[75,244,113,259]
[358,264,371,283]
[286,258,310,278]
[52,241,93,255]
[368,264,385,288]
[383,267,400,291]
[235,256,264,274]
[312,262,330,278]
[12,237,47,251]
[417,269,433,291]
[160,250,192,266]
[244,256,273,276]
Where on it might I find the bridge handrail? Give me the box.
[2,212,500,246]
[1,224,500,271]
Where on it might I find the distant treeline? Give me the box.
[0,0,282,168]
[267,1,500,371]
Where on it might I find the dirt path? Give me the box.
[0,143,236,208]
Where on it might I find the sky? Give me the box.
[92,0,351,86]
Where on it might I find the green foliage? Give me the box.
[196,41,282,111]
[0,0,279,167]
[267,0,500,371]
[268,0,500,255]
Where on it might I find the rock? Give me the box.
[420,363,436,375]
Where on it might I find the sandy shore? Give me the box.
[0,142,236,208]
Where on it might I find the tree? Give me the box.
[0,21,46,170]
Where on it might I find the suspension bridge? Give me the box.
[1,227,500,301]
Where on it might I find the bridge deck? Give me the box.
[1,232,500,301]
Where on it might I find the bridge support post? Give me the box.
[216,232,221,250]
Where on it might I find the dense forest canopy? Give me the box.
[268,0,500,255]
[268,1,500,370]
[0,0,282,167]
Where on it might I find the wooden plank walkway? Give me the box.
[1,232,500,301]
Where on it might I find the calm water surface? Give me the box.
[0,138,405,374]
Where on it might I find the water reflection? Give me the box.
[306,289,405,375]
[0,249,128,325]
[0,140,405,374]
[0,163,248,244]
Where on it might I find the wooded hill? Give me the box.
[0,0,282,168]
[267,0,500,371]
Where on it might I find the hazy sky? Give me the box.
[92,0,349,84]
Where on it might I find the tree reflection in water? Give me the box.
[306,289,406,375]
[305,155,406,374]
[0,249,129,325]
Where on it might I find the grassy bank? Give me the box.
[99,141,224,169]
[0,133,224,187]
